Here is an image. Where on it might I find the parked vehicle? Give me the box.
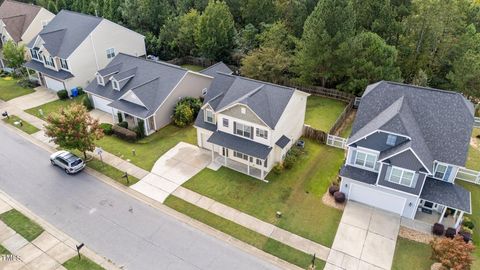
[50,151,85,174]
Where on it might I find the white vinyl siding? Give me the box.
[387,166,415,187]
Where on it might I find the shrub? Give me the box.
[117,121,128,129]
[83,96,93,111]
[431,235,475,270]
[459,231,472,243]
[113,125,137,141]
[99,123,113,135]
[17,78,36,88]
[179,97,202,116]
[283,146,303,169]
[135,119,146,138]
[57,89,68,100]
[328,185,339,196]
[173,102,194,127]
[432,223,445,236]
[117,112,123,123]
[445,227,457,238]
[77,87,84,95]
[333,191,346,203]
[272,163,284,174]
[463,217,475,230]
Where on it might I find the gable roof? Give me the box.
[85,53,190,118]
[0,0,42,42]
[200,62,233,77]
[28,10,102,58]
[202,73,295,129]
[350,81,474,168]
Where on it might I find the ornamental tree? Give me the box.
[45,103,104,159]
[431,235,475,270]
[3,40,25,72]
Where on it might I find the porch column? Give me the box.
[247,159,250,175]
[453,210,458,220]
[224,150,227,165]
[438,206,447,224]
[454,211,464,228]
[261,169,264,179]
[211,147,214,162]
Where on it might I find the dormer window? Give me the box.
[204,109,214,124]
[30,48,40,61]
[96,74,105,86]
[386,134,397,146]
[44,55,55,68]
[112,79,120,90]
[60,59,69,70]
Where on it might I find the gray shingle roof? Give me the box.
[350,81,474,168]
[201,73,295,129]
[27,10,102,58]
[276,135,290,149]
[0,0,42,43]
[339,165,378,185]
[98,63,122,77]
[85,53,188,118]
[420,177,471,213]
[200,62,233,77]
[194,110,216,132]
[24,60,73,80]
[207,131,272,159]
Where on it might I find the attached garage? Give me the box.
[44,76,65,91]
[348,183,406,215]
[91,95,113,113]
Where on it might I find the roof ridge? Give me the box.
[384,81,464,96]
[233,75,295,91]
[219,84,264,111]
[58,10,103,21]
[1,14,26,20]
[2,0,41,9]
[129,76,160,91]
[40,28,66,35]
[116,53,188,72]
[200,61,224,72]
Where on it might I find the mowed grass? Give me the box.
[0,245,10,254]
[26,96,84,120]
[183,140,344,247]
[458,181,480,269]
[63,256,104,270]
[165,196,325,269]
[95,125,197,171]
[305,96,347,132]
[181,64,204,72]
[2,115,39,134]
[0,77,34,101]
[392,237,433,270]
[0,209,43,242]
[466,129,480,170]
[86,157,139,186]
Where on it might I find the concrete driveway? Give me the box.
[8,87,58,110]
[89,109,113,124]
[326,202,400,270]
[131,142,211,203]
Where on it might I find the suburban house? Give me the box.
[194,72,309,180]
[84,53,212,136]
[0,0,54,68]
[24,10,145,93]
[339,81,474,229]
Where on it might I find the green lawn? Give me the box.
[165,196,325,269]
[466,129,480,170]
[2,115,39,134]
[183,139,344,247]
[86,157,139,186]
[0,209,44,242]
[63,256,104,270]
[181,64,204,72]
[25,96,84,120]
[458,181,480,269]
[0,77,34,101]
[0,245,10,254]
[305,96,347,132]
[95,125,197,171]
[392,237,433,270]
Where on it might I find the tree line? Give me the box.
[18,0,480,98]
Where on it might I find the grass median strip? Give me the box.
[164,196,325,269]
[86,157,139,186]
[63,256,105,270]
[0,209,44,242]
[0,245,11,255]
[2,115,39,134]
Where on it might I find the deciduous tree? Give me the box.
[431,235,475,270]
[2,40,25,73]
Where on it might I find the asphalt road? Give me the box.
[0,126,279,270]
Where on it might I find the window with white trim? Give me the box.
[112,79,120,90]
[204,109,214,123]
[96,74,104,86]
[433,162,453,181]
[386,134,397,146]
[387,166,415,187]
[256,128,268,139]
[30,48,40,61]
[106,48,116,59]
[223,118,229,127]
[234,122,252,139]
[256,159,262,165]
[60,59,69,70]
[352,149,379,171]
[44,55,55,68]
[233,151,248,160]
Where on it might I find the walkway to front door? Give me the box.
[326,202,400,270]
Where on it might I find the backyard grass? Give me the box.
[0,77,34,101]
[305,96,347,132]
[164,196,325,269]
[95,125,197,171]
[25,96,84,120]
[0,209,43,242]
[466,129,480,170]
[63,256,104,270]
[458,181,480,269]
[392,237,433,270]
[181,64,204,72]
[2,115,39,134]
[183,139,344,247]
[0,245,10,254]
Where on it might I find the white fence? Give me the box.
[474,117,480,128]
[456,167,480,185]
[326,134,347,149]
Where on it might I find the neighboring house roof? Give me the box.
[339,165,378,185]
[85,53,188,119]
[207,130,272,159]
[200,62,233,77]
[420,177,471,213]
[27,10,103,58]
[349,81,474,168]
[202,73,295,129]
[24,60,73,80]
[0,0,42,43]
[275,135,291,149]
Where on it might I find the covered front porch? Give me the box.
[212,152,264,180]
[114,110,156,136]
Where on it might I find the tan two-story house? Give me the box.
[24,10,145,93]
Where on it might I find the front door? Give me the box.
[222,147,229,157]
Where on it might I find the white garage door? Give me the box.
[201,132,213,150]
[44,76,65,91]
[349,184,406,215]
[92,95,112,113]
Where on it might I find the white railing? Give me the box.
[456,167,480,185]
[474,117,480,128]
[326,134,347,149]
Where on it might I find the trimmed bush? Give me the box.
[283,146,303,169]
[100,123,113,135]
[172,97,202,127]
[463,217,475,230]
[113,125,137,141]
[445,227,457,238]
[333,191,346,203]
[459,231,472,243]
[117,121,128,129]
[272,163,284,174]
[432,223,445,236]
[117,112,123,123]
[83,96,93,110]
[328,185,339,196]
[136,119,146,138]
[57,89,68,100]
[77,87,84,95]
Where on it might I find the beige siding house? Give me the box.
[24,10,145,93]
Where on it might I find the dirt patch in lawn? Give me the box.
[398,226,435,244]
